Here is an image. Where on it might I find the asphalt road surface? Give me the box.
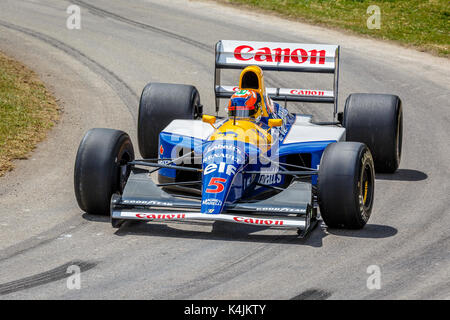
[0,0,449,299]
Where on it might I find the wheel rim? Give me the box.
[116,145,133,193]
[360,163,374,211]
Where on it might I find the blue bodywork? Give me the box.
[158,103,336,214]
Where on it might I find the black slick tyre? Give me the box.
[137,83,201,159]
[318,142,375,229]
[343,93,402,173]
[74,128,134,216]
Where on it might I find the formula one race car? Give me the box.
[74,40,402,236]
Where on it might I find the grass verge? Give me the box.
[217,0,449,57]
[0,51,60,177]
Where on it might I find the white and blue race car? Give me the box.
[74,40,403,236]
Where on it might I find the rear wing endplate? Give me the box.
[214,40,340,117]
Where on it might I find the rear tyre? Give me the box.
[138,82,202,159]
[74,128,134,215]
[318,142,375,229]
[343,93,402,173]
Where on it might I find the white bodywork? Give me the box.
[284,115,345,144]
[162,119,215,140]
[162,116,345,145]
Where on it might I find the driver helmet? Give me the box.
[227,89,261,120]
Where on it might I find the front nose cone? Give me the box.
[201,141,246,214]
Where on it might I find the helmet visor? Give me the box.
[228,104,257,118]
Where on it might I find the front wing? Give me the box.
[110,169,316,236]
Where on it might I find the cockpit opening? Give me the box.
[240,71,259,90]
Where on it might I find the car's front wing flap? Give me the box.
[111,210,308,229]
[111,169,315,234]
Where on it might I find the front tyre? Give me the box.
[74,128,134,215]
[318,142,375,229]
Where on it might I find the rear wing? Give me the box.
[214,40,340,117]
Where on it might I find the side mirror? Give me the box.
[268,119,282,128]
[202,115,216,128]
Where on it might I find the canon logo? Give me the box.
[290,89,325,96]
[233,216,284,226]
[234,45,326,65]
[135,213,186,220]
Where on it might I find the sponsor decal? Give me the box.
[275,106,290,135]
[217,131,238,137]
[258,174,282,185]
[159,144,164,154]
[277,106,289,120]
[289,89,325,96]
[234,90,251,96]
[135,213,186,219]
[204,163,237,175]
[204,144,245,164]
[203,153,238,163]
[255,207,303,213]
[158,159,171,165]
[202,198,223,206]
[233,216,284,226]
[206,144,242,155]
[122,200,173,206]
[234,45,326,65]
